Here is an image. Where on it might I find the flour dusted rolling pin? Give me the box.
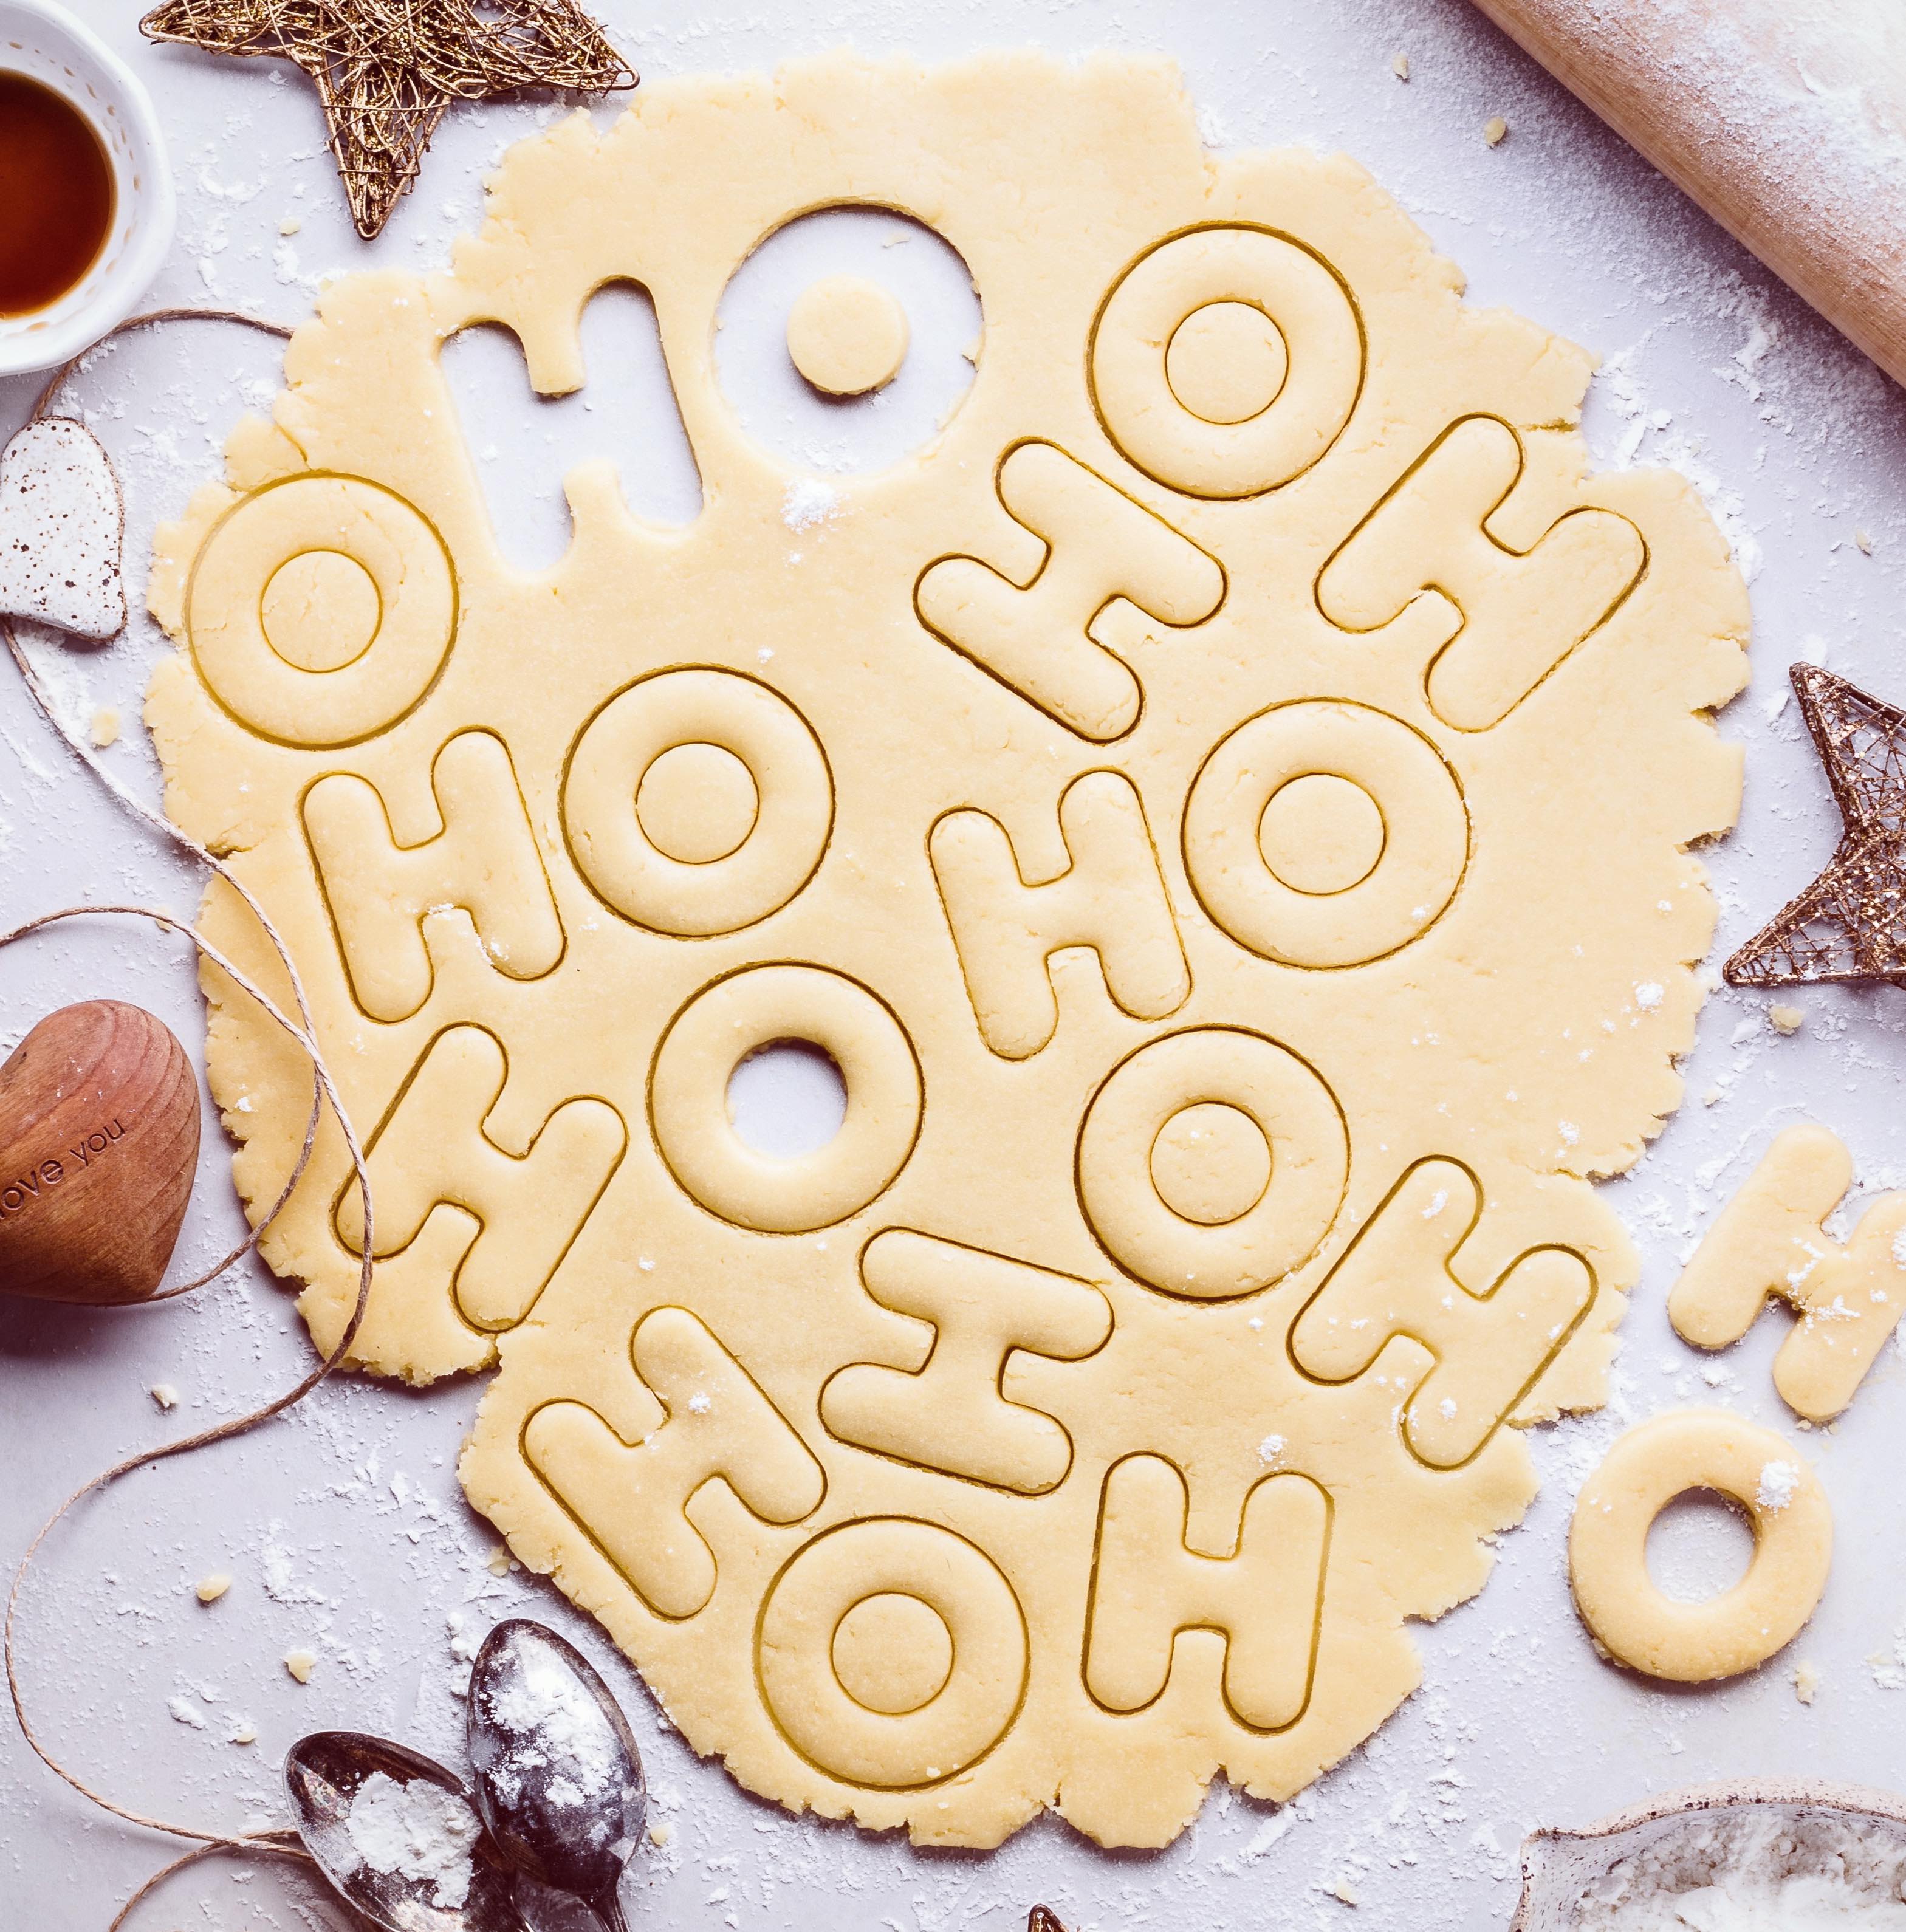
[1467,0,1906,391]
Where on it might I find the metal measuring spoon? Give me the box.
[466,1619,646,1932]
[285,1730,526,1932]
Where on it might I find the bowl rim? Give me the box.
[1510,1778,1906,1931]
[0,0,177,376]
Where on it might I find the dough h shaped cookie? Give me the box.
[1316,415,1645,731]
[929,770,1189,1060]
[1289,1158,1596,1467]
[0,420,126,641]
[913,440,1225,742]
[526,1305,826,1619]
[818,1229,1112,1494]
[1083,1454,1329,1732]
[304,729,565,1022]
[1668,1124,1906,1422]
[334,1026,625,1331]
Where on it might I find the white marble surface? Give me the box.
[7,2,1906,1928]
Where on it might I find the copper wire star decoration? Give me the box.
[1726,662,1906,987]
[140,0,634,239]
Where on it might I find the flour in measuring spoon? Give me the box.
[345,1770,481,1910]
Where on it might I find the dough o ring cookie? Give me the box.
[1569,1410,1832,1682]
[787,275,910,396]
[650,963,922,1233]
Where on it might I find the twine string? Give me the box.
[4,307,386,1923]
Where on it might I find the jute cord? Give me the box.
[4,308,385,1926]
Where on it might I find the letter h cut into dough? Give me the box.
[524,1306,826,1620]
[930,770,1190,1060]
[1669,1125,1906,1423]
[304,730,564,1022]
[334,1026,625,1331]
[914,441,1226,742]
[1316,416,1645,731]
[1289,1159,1594,1468]
[1083,1454,1329,1732]
[820,1229,1113,1493]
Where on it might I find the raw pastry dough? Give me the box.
[1669,1123,1906,1420]
[1569,1410,1831,1682]
[146,53,1748,1848]
[786,273,910,394]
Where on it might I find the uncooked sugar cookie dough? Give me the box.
[146,53,1748,1849]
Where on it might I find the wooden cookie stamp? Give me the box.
[0,1000,199,1304]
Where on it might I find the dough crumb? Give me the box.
[1769,1004,1806,1035]
[650,1820,674,1846]
[89,706,119,748]
[1701,1086,1723,1107]
[231,1721,258,1745]
[1793,1659,1823,1704]
[1483,115,1509,146]
[1856,529,1874,555]
[485,1544,512,1577]
[150,1382,179,1410]
[285,1647,318,1684]
[1391,52,1410,80]
[1331,1878,1360,1906]
[279,214,302,236]
[196,1573,232,1604]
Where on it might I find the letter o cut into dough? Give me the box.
[1569,1410,1832,1682]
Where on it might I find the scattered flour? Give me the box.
[483,1645,619,1812]
[345,1771,481,1911]
[1756,1460,1801,1513]
[781,478,841,532]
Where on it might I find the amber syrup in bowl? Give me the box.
[0,70,116,317]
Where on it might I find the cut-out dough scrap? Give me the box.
[527,1305,827,1619]
[304,728,564,1021]
[930,769,1188,1059]
[1569,1410,1831,1682]
[1668,1124,1906,1422]
[148,53,1747,1849]
[1085,1454,1329,1731]
[1290,1159,1596,1468]
[334,1025,626,1332]
[914,439,1226,742]
[1317,414,1647,731]
[787,275,911,396]
[820,1230,1113,1493]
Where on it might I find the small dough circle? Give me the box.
[1090,225,1363,498]
[564,668,832,936]
[650,964,921,1232]
[259,550,382,673]
[1078,1029,1348,1299]
[757,1518,1027,1787]
[1149,1103,1272,1226]
[186,474,456,747]
[1569,1410,1832,1682]
[1185,701,1467,967]
[787,275,911,397]
[1164,301,1288,425]
[1258,772,1387,896]
[636,741,761,865]
[832,1594,956,1715]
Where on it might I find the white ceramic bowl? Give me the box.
[0,0,175,377]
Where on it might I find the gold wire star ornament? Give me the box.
[140,0,634,239]
[1726,662,1906,987]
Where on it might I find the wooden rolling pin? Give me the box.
[1467,0,1906,391]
